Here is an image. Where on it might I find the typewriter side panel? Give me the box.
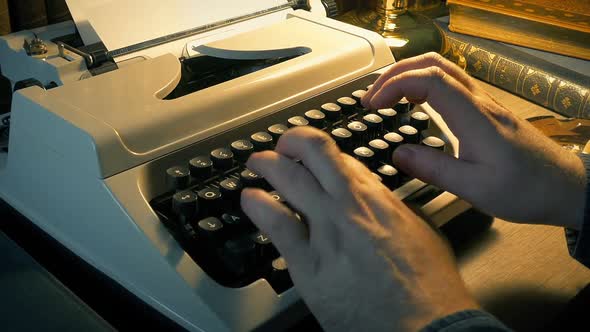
[0,93,229,332]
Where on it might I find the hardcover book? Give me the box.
[446,0,590,60]
[436,18,590,119]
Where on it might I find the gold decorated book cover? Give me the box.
[447,0,590,60]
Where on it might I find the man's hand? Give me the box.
[241,127,478,331]
[364,52,586,230]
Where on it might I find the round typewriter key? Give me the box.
[219,177,243,202]
[250,131,274,151]
[172,190,198,220]
[331,127,353,152]
[287,115,309,128]
[269,257,292,293]
[197,187,223,216]
[240,169,266,188]
[377,108,398,131]
[351,89,367,103]
[251,231,278,261]
[366,84,374,91]
[189,156,213,180]
[337,96,357,115]
[268,123,288,141]
[304,109,326,128]
[377,164,400,190]
[347,121,368,146]
[230,139,254,163]
[353,146,375,167]
[166,166,191,191]
[197,216,224,240]
[398,125,419,144]
[321,102,342,122]
[222,237,256,275]
[369,139,390,162]
[362,113,384,138]
[422,136,446,151]
[210,148,234,170]
[394,97,413,114]
[410,111,430,131]
[383,132,404,152]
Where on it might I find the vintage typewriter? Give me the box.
[0,1,470,331]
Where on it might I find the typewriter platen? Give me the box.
[0,2,470,331]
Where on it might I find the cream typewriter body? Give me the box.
[0,2,469,331]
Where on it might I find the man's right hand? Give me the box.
[363,52,587,230]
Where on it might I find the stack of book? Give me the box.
[439,0,590,119]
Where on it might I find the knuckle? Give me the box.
[423,51,445,65]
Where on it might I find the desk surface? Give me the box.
[456,81,590,331]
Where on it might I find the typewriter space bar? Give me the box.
[395,180,471,228]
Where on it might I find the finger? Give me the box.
[246,150,329,216]
[393,144,484,203]
[362,52,475,107]
[340,153,376,185]
[274,126,352,198]
[368,67,494,139]
[241,188,310,267]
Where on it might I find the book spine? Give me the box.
[441,34,590,119]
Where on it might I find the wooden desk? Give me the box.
[454,81,590,331]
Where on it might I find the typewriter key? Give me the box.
[189,156,213,180]
[422,136,446,151]
[166,166,190,191]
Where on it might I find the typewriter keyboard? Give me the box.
[150,74,450,293]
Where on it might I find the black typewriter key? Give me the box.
[287,115,309,128]
[394,97,413,114]
[337,96,357,115]
[210,148,234,170]
[268,123,288,141]
[351,89,367,103]
[321,102,342,123]
[422,136,446,151]
[269,257,292,293]
[269,191,285,204]
[221,237,257,276]
[250,131,274,151]
[251,231,278,261]
[347,121,368,146]
[304,109,326,128]
[377,108,398,131]
[230,139,254,163]
[240,169,266,188]
[383,132,404,153]
[353,147,375,167]
[398,125,420,144]
[189,156,213,180]
[377,164,400,190]
[219,177,243,203]
[197,187,223,216]
[166,166,190,192]
[369,139,390,163]
[222,212,255,233]
[197,216,224,241]
[331,128,353,152]
[172,190,198,221]
[362,113,384,138]
[410,111,430,132]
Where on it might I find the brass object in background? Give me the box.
[336,0,446,60]
[528,116,590,153]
